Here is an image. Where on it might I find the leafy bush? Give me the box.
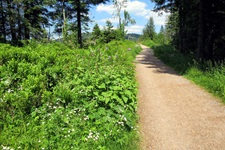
[0,40,142,149]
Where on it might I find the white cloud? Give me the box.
[98,17,119,24]
[96,0,169,26]
[126,25,144,34]
[148,11,170,26]
[96,0,151,17]
[96,3,114,14]
[126,0,150,17]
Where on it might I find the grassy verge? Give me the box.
[142,40,225,103]
[0,40,142,150]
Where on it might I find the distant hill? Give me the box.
[125,33,141,41]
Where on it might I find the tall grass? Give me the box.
[142,40,225,103]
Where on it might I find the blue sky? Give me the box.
[88,0,170,34]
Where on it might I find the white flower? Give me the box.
[84,115,89,121]
[7,89,13,93]
[1,145,14,150]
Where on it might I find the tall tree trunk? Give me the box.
[62,0,66,40]
[7,1,16,41]
[198,0,204,60]
[76,0,82,48]
[0,0,6,42]
[24,2,30,39]
[178,3,184,54]
[17,4,22,40]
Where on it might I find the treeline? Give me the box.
[0,0,109,47]
[147,0,225,61]
[140,16,168,45]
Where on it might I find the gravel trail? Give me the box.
[136,45,225,150]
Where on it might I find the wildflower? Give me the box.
[7,89,13,93]
[1,145,14,150]
[19,86,23,90]
[84,115,89,121]
[117,121,124,126]
[124,117,127,122]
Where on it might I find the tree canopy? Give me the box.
[151,0,225,61]
[0,0,109,47]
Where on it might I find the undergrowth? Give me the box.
[142,40,225,103]
[0,40,142,150]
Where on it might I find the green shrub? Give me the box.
[0,40,142,150]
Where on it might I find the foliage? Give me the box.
[143,40,225,103]
[139,17,169,44]
[0,0,50,42]
[102,20,116,43]
[112,0,136,38]
[141,17,156,40]
[0,0,109,48]
[90,21,125,46]
[151,0,225,61]
[0,40,142,149]
[91,23,102,44]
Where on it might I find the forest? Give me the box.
[149,0,225,61]
[1,0,224,60]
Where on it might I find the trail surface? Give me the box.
[136,45,225,150]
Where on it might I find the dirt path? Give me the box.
[136,45,225,150]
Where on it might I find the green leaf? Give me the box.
[122,96,128,103]
[98,83,106,89]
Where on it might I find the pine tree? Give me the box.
[74,0,109,48]
[91,23,101,44]
[151,0,225,60]
[102,20,115,43]
[142,17,156,40]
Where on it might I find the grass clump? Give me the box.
[142,40,225,103]
[0,40,142,150]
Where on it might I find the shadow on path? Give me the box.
[135,46,179,76]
